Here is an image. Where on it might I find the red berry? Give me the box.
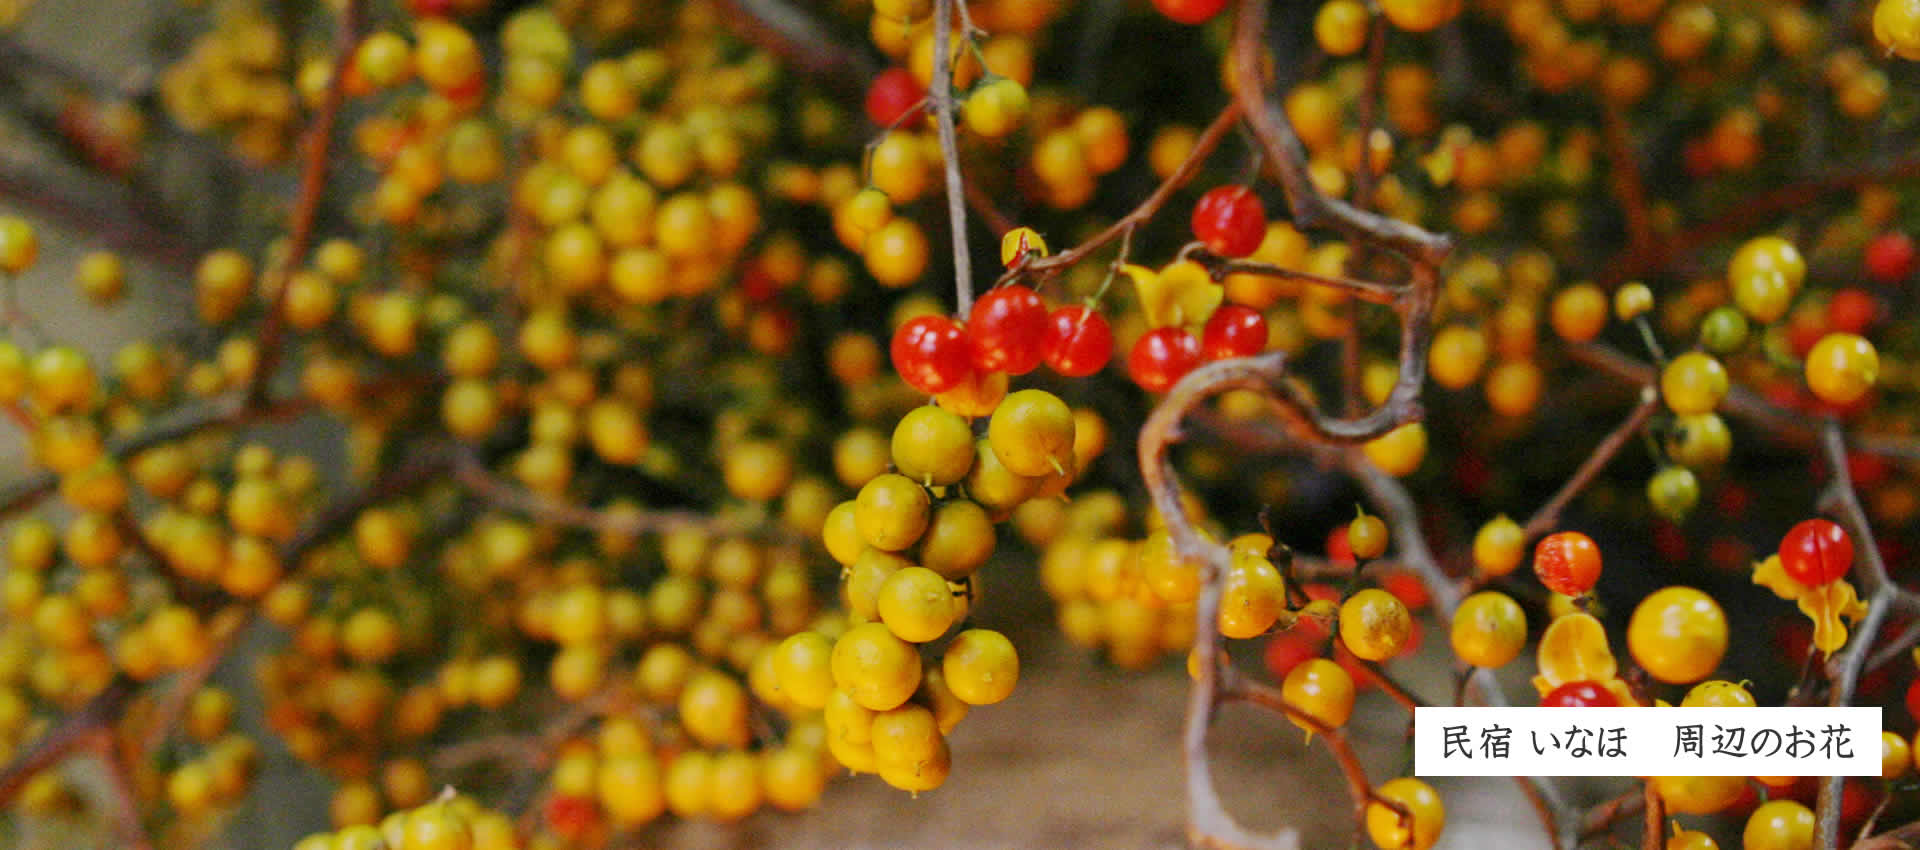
[1905,678,1920,722]
[1325,525,1354,567]
[1295,584,1342,641]
[1152,0,1229,23]
[1201,304,1269,360]
[865,68,925,128]
[890,315,973,394]
[409,0,457,16]
[1128,327,1202,393]
[1042,305,1114,377]
[1332,642,1376,691]
[1262,632,1321,680]
[1191,186,1267,258]
[1380,571,1431,611]
[1778,518,1853,586]
[1866,231,1917,285]
[967,285,1049,374]
[1826,288,1881,334]
[545,794,599,840]
[1541,680,1619,707]
[1533,531,1602,596]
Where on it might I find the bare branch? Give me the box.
[931,0,975,316]
[248,0,367,408]
[1010,102,1244,285]
[1520,386,1660,541]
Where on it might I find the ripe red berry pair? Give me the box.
[890,285,1117,394]
[1127,306,1270,393]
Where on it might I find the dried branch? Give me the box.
[1602,108,1654,262]
[1578,786,1644,842]
[0,155,196,272]
[248,0,367,408]
[1222,668,1378,837]
[1231,1,1447,269]
[711,0,879,87]
[1202,255,1403,305]
[1605,150,1920,285]
[432,686,628,774]
[931,0,975,316]
[1640,779,1664,850]
[92,730,156,850]
[1813,420,1911,848]
[1570,343,1920,463]
[1866,617,1920,673]
[1133,4,1454,843]
[0,390,320,517]
[1520,387,1660,540]
[449,446,782,540]
[1856,816,1920,850]
[0,677,138,805]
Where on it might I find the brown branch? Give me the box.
[710,0,879,88]
[963,175,1017,238]
[91,730,156,850]
[1231,0,1447,269]
[0,156,196,272]
[0,676,138,805]
[1520,387,1660,540]
[1347,4,1387,213]
[1222,668,1376,837]
[1579,786,1644,842]
[433,686,628,774]
[0,390,320,517]
[931,0,974,316]
[1352,659,1423,713]
[1857,816,1920,850]
[1602,108,1654,262]
[1136,8,1452,844]
[449,446,781,540]
[1866,617,1920,673]
[1203,256,1404,305]
[1640,779,1664,850]
[1570,343,1920,463]
[1007,101,1245,285]
[248,0,367,409]
[1606,151,1920,285]
[1814,420,1911,849]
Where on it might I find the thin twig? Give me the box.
[1640,779,1664,850]
[0,677,138,804]
[1520,387,1660,540]
[1602,108,1654,262]
[1814,420,1907,848]
[1008,102,1245,285]
[1570,343,1920,463]
[1866,618,1920,673]
[450,446,784,540]
[1578,786,1644,842]
[1224,668,1378,836]
[1204,256,1404,305]
[248,0,367,408]
[0,390,322,517]
[931,0,974,316]
[91,731,156,850]
[1605,151,1920,285]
